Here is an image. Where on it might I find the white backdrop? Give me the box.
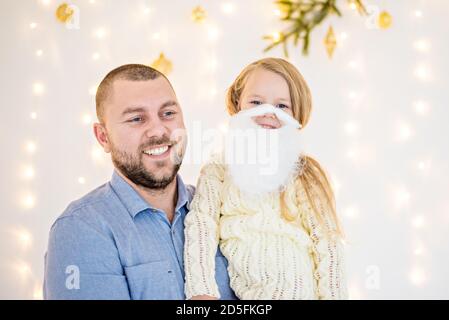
[1,0,448,299]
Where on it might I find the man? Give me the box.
[44,64,236,300]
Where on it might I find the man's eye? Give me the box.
[250,100,262,105]
[129,117,143,122]
[163,111,176,118]
[276,104,289,109]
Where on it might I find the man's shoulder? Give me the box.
[52,181,115,231]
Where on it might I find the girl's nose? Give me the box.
[263,113,276,119]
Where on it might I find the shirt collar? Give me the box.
[110,170,191,219]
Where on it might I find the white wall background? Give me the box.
[1,0,448,299]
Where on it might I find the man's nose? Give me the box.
[144,118,170,139]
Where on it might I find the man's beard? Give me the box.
[110,135,182,190]
[223,106,304,194]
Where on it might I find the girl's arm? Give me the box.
[184,153,225,300]
[296,179,349,300]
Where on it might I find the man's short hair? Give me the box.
[95,64,170,123]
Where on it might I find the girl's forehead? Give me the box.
[242,69,290,96]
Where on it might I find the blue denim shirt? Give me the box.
[44,170,236,300]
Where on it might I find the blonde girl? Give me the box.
[184,57,348,300]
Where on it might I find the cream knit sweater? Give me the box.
[184,153,348,300]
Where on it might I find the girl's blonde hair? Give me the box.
[226,57,343,238]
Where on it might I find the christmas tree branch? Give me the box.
[264,0,367,57]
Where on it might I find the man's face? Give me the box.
[98,77,186,190]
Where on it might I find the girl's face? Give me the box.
[239,67,293,129]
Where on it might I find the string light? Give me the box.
[348,91,358,100]
[409,266,427,286]
[30,112,37,120]
[91,145,108,165]
[413,39,431,53]
[411,215,426,229]
[206,57,218,73]
[413,244,425,256]
[93,27,107,39]
[348,60,358,69]
[33,283,43,300]
[417,158,432,174]
[271,31,282,42]
[393,186,411,210]
[32,82,45,96]
[207,26,220,41]
[348,282,363,300]
[343,205,359,219]
[12,228,33,250]
[348,2,357,10]
[21,193,36,209]
[78,177,86,184]
[89,85,98,96]
[395,121,413,142]
[92,52,100,60]
[346,145,375,165]
[209,86,218,97]
[219,122,228,134]
[413,100,430,116]
[414,63,432,81]
[29,22,38,29]
[82,113,93,125]
[35,49,43,57]
[21,165,35,180]
[25,141,37,154]
[343,121,359,135]
[152,32,161,40]
[339,32,349,41]
[16,261,32,279]
[221,2,235,15]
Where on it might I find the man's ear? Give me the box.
[93,122,112,153]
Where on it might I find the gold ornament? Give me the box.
[56,3,74,24]
[191,6,207,24]
[378,10,393,29]
[151,53,173,76]
[324,26,337,59]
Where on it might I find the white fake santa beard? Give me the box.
[223,107,304,195]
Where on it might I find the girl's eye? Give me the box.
[250,100,262,105]
[276,104,289,109]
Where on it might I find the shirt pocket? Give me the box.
[124,260,179,300]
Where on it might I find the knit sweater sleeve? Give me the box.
[184,153,225,299]
[296,179,349,300]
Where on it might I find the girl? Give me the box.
[184,58,348,300]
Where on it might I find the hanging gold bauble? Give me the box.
[151,53,173,76]
[324,26,337,59]
[378,10,393,29]
[191,6,207,24]
[56,3,74,24]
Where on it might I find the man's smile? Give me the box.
[142,143,175,160]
